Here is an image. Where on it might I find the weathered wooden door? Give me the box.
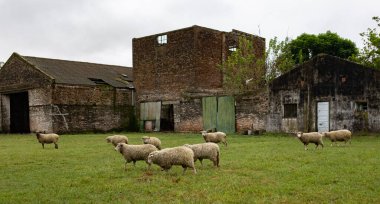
[202,96,235,133]
[140,102,161,131]
[217,96,236,133]
[317,102,329,132]
[202,97,217,131]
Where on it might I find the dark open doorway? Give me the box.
[10,92,30,133]
[160,104,174,131]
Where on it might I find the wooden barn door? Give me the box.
[140,102,161,131]
[202,96,235,133]
[317,102,329,132]
[202,97,217,132]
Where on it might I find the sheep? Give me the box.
[36,132,59,149]
[184,143,220,167]
[296,132,324,150]
[114,143,158,170]
[201,131,227,147]
[142,136,162,150]
[147,146,197,174]
[322,129,352,146]
[106,135,129,147]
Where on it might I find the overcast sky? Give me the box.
[0,0,379,67]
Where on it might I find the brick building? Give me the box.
[133,25,266,133]
[267,54,380,133]
[0,53,135,133]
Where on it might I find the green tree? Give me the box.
[219,36,265,95]
[354,16,380,69]
[288,31,358,63]
[266,36,295,81]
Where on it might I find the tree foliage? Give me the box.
[266,36,295,81]
[352,16,380,69]
[219,36,265,95]
[288,31,358,63]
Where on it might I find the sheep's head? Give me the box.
[200,131,207,137]
[321,132,329,138]
[296,132,303,138]
[147,151,158,164]
[142,136,150,144]
[114,143,125,152]
[106,136,112,143]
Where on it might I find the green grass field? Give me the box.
[0,132,379,203]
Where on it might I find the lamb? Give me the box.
[142,136,162,150]
[296,132,324,150]
[106,135,129,147]
[322,129,352,146]
[36,132,59,149]
[201,131,227,147]
[114,143,158,170]
[184,143,220,167]
[147,146,197,174]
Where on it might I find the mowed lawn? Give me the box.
[0,132,379,203]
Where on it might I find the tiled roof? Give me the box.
[21,55,134,88]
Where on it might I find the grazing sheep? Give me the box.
[296,132,324,150]
[147,146,197,174]
[142,136,162,150]
[201,131,227,147]
[106,135,129,147]
[322,129,352,146]
[36,132,59,149]
[184,143,220,167]
[114,143,158,170]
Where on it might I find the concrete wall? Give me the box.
[268,54,380,133]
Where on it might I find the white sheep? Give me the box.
[142,136,162,150]
[114,143,158,170]
[147,146,197,174]
[36,132,59,149]
[201,131,227,147]
[184,143,220,167]
[296,132,324,150]
[322,129,352,146]
[106,135,129,147]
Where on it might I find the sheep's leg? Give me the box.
[199,159,203,166]
[54,143,58,149]
[224,141,228,147]
[192,166,197,174]
[304,144,308,150]
[124,162,128,170]
[132,160,136,167]
[182,165,187,175]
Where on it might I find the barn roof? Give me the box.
[18,53,134,88]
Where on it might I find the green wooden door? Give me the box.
[217,96,235,133]
[202,97,217,131]
[202,96,235,133]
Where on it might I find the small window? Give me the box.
[157,34,167,45]
[356,102,368,111]
[284,104,297,118]
[228,45,237,52]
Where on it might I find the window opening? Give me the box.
[284,104,297,118]
[88,78,109,85]
[157,34,167,45]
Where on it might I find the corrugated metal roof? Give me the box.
[21,55,134,88]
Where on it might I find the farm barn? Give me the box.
[0,53,135,133]
[267,54,380,133]
[133,25,267,133]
